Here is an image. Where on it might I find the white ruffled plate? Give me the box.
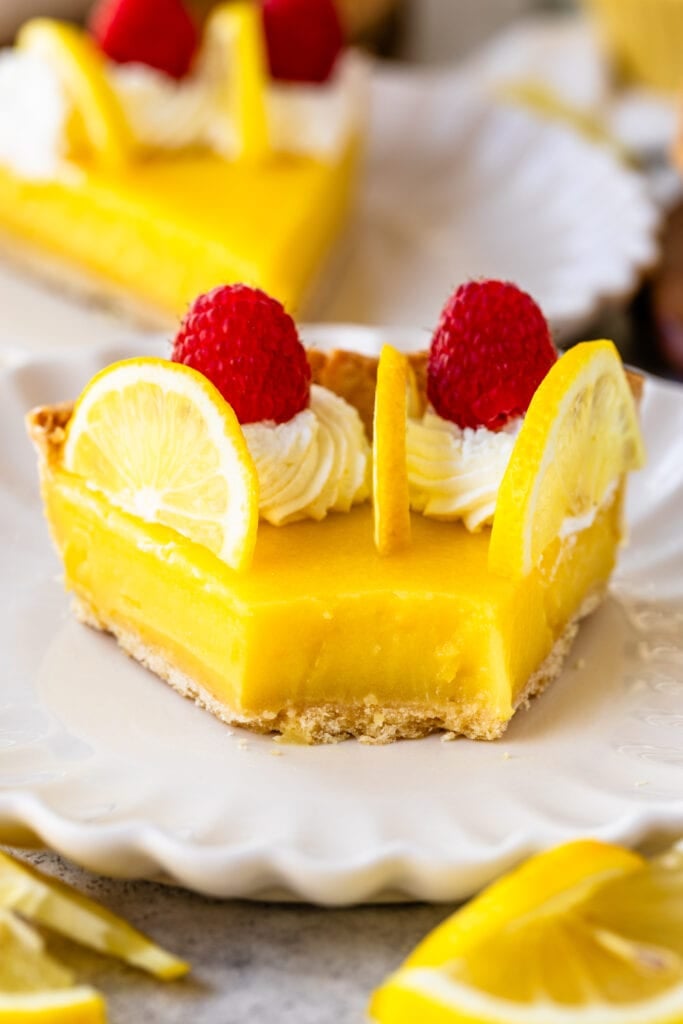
[310,71,659,341]
[2,330,683,904]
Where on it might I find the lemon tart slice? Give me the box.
[27,282,644,743]
[0,2,362,325]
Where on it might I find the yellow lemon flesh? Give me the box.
[17,19,133,169]
[62,358,259,572]
[0,850,188,980]
[490,340,645,579]
[0,906,105,1024]
[0,908,74,991]
[370,840,683,1024]
[373,344,412,555]
[0,988,106,1024]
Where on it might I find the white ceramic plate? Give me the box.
[0,69,659,357]
[311,72,659,341]
[2,329,683,905]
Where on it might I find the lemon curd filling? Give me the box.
[35,443,623,744]
[0,143,358,322]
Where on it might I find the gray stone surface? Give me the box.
[9,848,454,1024]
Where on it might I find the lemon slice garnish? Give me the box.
[202,2,270,161]
[373,344,411,556]
[17,19,134,169]
[62,358,259,572]
[489,340,645,578]
[369,840,683,1024]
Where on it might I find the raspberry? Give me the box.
[427,281,558,432]
[172,285,311,425]
[89,0,198,80]
[262,0,344,84]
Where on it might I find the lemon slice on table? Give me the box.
[17,19,134,169]
[373,344,412,556]
[370,840,683,1024]
[0,907,74,991]
[0,850,188,980]
[62,358,259,572]
[489,340,645,579]
[0,906,105,1023]
[0,988,105,1024]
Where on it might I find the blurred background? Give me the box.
[3,0,683,379]
[0,1,575,57]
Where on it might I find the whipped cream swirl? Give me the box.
[111,51,365,159]
[242,385,370,526]
[111,63,219,152]
[407,411,522,532]
[0,51,69,180]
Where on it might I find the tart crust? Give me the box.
[72,590,603,745]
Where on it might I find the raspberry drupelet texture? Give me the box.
[89,0,198,80]
[262,0,344,84]
[427,280,558,431]
[172,284,311,425]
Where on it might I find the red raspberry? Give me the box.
[89,0,198,80]
[427,280,558,432]
[262,0,344,84]
[172,285,311,425]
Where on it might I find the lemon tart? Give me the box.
[0,1,363,325]
[27,282,645,743]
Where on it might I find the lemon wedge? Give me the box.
[0,850,188,980]
[17,19,134,169]
[489,340,645,578]
[62,358,259,571]
[0,988,106,1024]
[370,840,683,1024]
[373,344,411,556]
[0,907,74,992]
[0,906,105,1023]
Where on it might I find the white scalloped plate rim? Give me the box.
[310,72,660,339]
[2,331,683,906]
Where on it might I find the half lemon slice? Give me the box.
[62,358,259,571]
[489,340,645,578]
[370,840,683,1024]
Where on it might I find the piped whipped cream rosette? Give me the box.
[0,0,366,182]
[243,386,370,525]
[407,413,522,532]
